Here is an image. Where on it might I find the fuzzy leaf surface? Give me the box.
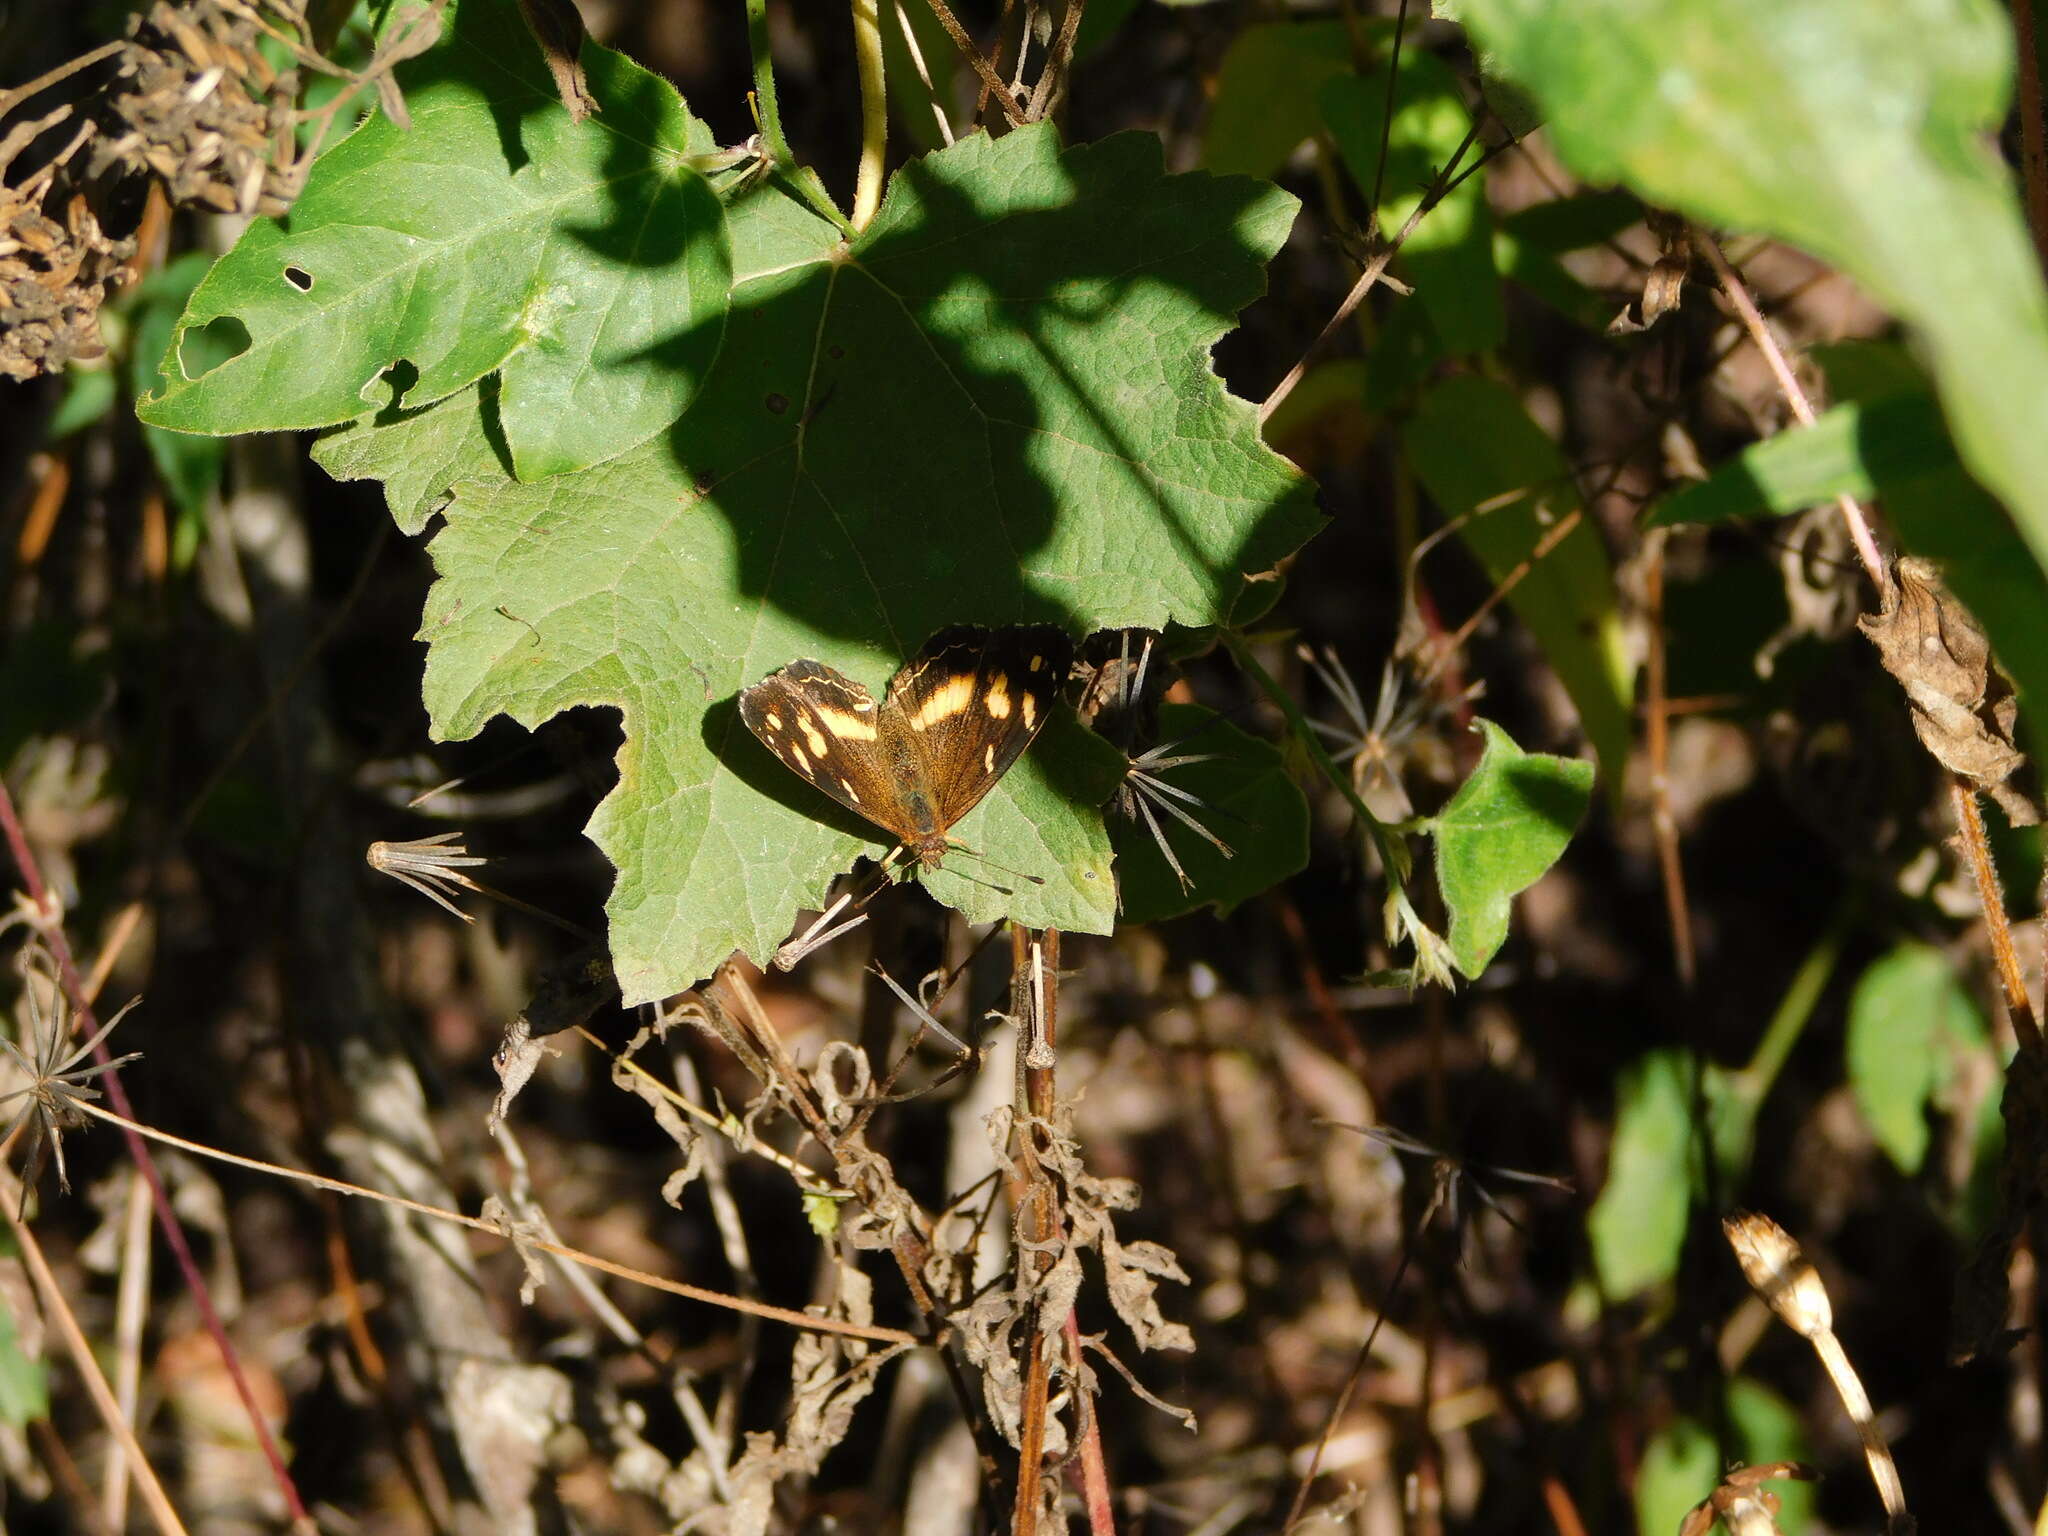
[137,0,731,480]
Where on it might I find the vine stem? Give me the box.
[1697,235,1889,598]
[1258,119,1491,428]
[0,780,312,1526]
[745,0,794,165]
[1952,780,2042,1053]
[1221,630,1404,884]
[1,1176,186,1535]
[77,1100,919,1344]
[851,0,887,229]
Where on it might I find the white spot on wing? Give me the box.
[910,675,975,729]
[801,719,829,757]
[815,705,877,741]
[985,678,1011,718]
[839,776,861,803]
[984,743,996,773]
[1020,694,1036,730]
[763,711,782,731]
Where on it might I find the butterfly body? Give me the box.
[740,625,1074,870]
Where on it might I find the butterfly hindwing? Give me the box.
[885,624,1073,828]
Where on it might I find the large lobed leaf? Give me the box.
[328,123,1320,1002]
[137,0,731,480]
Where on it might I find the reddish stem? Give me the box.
[0,781,310,1523]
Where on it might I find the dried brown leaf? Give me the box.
[1860,556,2038,825]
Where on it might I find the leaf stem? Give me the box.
[851,0,887,230]
[746,0,794,166]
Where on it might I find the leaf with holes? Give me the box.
[395,124,1316,1001]
[136,0,731,480]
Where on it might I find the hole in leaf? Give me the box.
[283,265,314,292]
[176,315,250,381]
[364,357,421,415]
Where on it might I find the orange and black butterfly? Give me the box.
[739,625,1074,871]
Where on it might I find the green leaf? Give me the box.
[1201,21,1362,179]
[1403,376,1634,790]
[48,367,115,439]
[128,253,227,517]
[310,172,845,534]
[1636,1381,1813,1536]
[311,379,508,536]
[1647,394,1965,529]
[137,0,732,481]
[1111,703,1310,922]
[1497,189,1640,251]
[1426,718,1593,978]
[1586,1048,1692,1297]
[1321,53,1504,355]
[1848,942,1991,1175]
[1491,230,1611,331]
[414,126,1321,1002]
[0,1292,46,1428]
[1448,0,2048,602]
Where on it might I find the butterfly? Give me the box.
[739,625,1074,872]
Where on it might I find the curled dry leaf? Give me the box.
[1859,556,2039,825]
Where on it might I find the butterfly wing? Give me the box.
[739,660,906,837]
[883,625,1073,829]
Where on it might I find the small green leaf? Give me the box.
[1647,395,1964,529]
[1321,54,1504,355]
[0,1294,47,1427]
[1404,377,1633,793]
[1111,703,1310,922]
[138,0,732,481]
[1586,1048,1692,1298]
[1427,719,1593,978]
[1201,21,1364,179]
[1497,189,1641,251]
[48,367,116,439]
[1848,943,1991,1175]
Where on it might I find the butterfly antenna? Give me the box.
[940,844,1045,892]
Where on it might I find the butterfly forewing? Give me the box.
[739,660,907,826]
[738,625,1074,867]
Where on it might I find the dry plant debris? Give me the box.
[1858,556,2038,826]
